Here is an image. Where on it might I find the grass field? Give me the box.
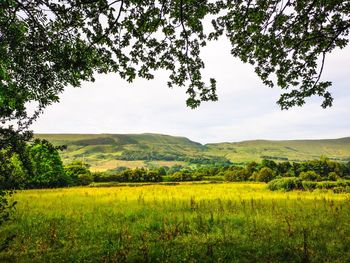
[1,183,350,262]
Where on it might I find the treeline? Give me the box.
[117,150,232,165]
[220,158,350,193]
[268,177,350,193]
[2,139,350,192]
[222,158,350,182]
[93,167,162,183]
[0,139,93,190]
[93,166,207,183]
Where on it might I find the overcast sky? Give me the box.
[32,38,350,144]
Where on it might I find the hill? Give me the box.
[206,137,350,163]
[35,133,208,171]
[35,134,350,171]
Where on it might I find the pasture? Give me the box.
[1,183,350,262]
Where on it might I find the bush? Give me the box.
[299,171,321,181]
[316,181,338,190]
[268,177,302,191]
[257,167,276,182]
[171,171,202,182]
[65,161,92,186]
[332,186,350,194]
[315,180,349,189]
[302,181,317,191]
[327,172,340,181]
[249,171,259,181]
[224,168,248,182]
[77,173,94,186]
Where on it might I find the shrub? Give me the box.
[316,181,338,189]
[327,172,340,181]
[77,173,94,186]
[257,167,276,182]
[332,187,349,194]
[299,171,321,181]
[302,181,317,191]
[249,171,259,181]
[268,177,302,191]
[224,168,248,182]
[171,171,201,182]
[147,171,162,182]
[65,161,92,186]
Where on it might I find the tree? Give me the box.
[257,167,276,182]
[0,149,26,190]
[64,160,93,186]
[1,0,350,149]
[299,171,321,181]
[224,167,249,181]
[26,139,69,188]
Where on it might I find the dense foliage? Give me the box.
[64,161,94,186]
[2,145,350,190]
[117,150,232,165]
[94,167,162,183]
[2,0,350,149]
[268,177,350,193]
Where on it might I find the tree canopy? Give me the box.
[1,0,349,147]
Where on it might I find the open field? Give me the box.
[89,160,188,172]
[1,183,350,262]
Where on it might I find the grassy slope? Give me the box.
[35,134,350,170]
[35,133,205,170]
[206,137,350,162]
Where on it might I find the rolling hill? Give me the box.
[206,137,350,163]
[35,134,350,171]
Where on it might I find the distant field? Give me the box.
[89,160,147,172]
[35,134,350,170]
[1,183,349,262]
[89,160,187,172]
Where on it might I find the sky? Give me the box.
[31,38,350,144]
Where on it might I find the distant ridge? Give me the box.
[35,133,350,171]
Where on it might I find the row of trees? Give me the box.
[2,144,350,189]
[94,167,162,183]
[0,140,92,190]
[117,150,232,166]
[91,157,350,184]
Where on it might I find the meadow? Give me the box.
[1,182,350,262]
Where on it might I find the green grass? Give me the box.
[1,183,350,262]
[35,134,350,171]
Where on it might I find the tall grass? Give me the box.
[1,183,349,262]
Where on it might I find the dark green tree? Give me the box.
[27,139,69,188]
[0,149,26,190]
[257,167,276,182]
[64,160,93,186]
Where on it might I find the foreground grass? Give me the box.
[1,183,350,262]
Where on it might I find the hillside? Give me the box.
[35,134,350,171]
[206,137,350,163]
[35,133,208,171]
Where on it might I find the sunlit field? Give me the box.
[1,183,350,262]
